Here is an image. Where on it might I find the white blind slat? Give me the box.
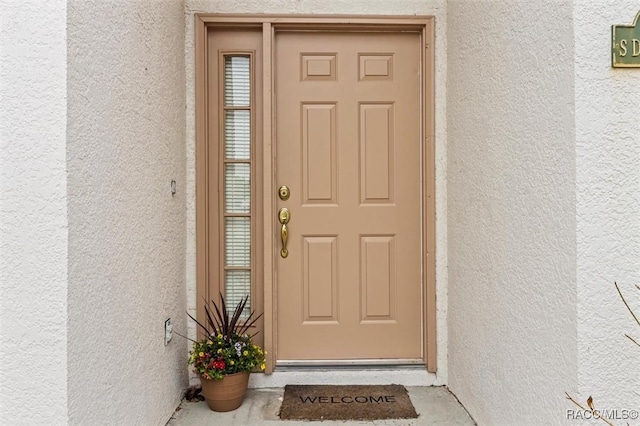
[224,56,250,106]
[224,164,250,213]
[225,217,250,267]
[224,110,251,160]
[225,270,251,318]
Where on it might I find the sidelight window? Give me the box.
[222,55,253,316]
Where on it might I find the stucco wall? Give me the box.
[575,3,640,414]
[184,0,450,385]
[447,1,578,424]
[66,1,188,425]
[0,0,69,424]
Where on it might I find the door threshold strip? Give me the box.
[248,368,438,388]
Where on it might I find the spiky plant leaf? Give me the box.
[201,297,218,336]
[228,296,248,334]
[190,292,263,340]
[186,311,211,336]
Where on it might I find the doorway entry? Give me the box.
[195,15,436,372]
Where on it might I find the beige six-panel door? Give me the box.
[275,31,423,362]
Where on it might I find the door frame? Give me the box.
[195,14,436,373]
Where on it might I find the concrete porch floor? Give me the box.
[167,387,475,425]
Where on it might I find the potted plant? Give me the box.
[187,294,265,412]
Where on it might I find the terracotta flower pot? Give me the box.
[200,371,250,412]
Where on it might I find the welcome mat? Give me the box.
[279,384,418,421]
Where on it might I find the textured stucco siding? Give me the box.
[184,0,450,385]
[2,1,638,424]
[447,2,578,424]
[66,1,188,425]
[0,0,69,424]
[575,2,640,414]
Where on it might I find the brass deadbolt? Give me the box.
[278,185,290,201]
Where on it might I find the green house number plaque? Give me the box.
[612,10,640,67]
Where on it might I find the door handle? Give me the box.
[278,208,290,258]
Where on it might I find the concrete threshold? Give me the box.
[167,386,476,426]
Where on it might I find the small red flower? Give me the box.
[212,359,226,370]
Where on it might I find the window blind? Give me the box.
[224,270,251,316]
[223,55,252,318]
[224,56,250,106]
[224,217,251,266]
[224,164,250,213]
[224,111,251,160]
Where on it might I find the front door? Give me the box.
[275,31,423,362]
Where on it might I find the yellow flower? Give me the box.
[230,360,235,366]
[207,340,213,345]
[217,348,222,354]
[243,350,248,356]
[217,334,223,339]
[260,363,266,370]
[199,352,204,357]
